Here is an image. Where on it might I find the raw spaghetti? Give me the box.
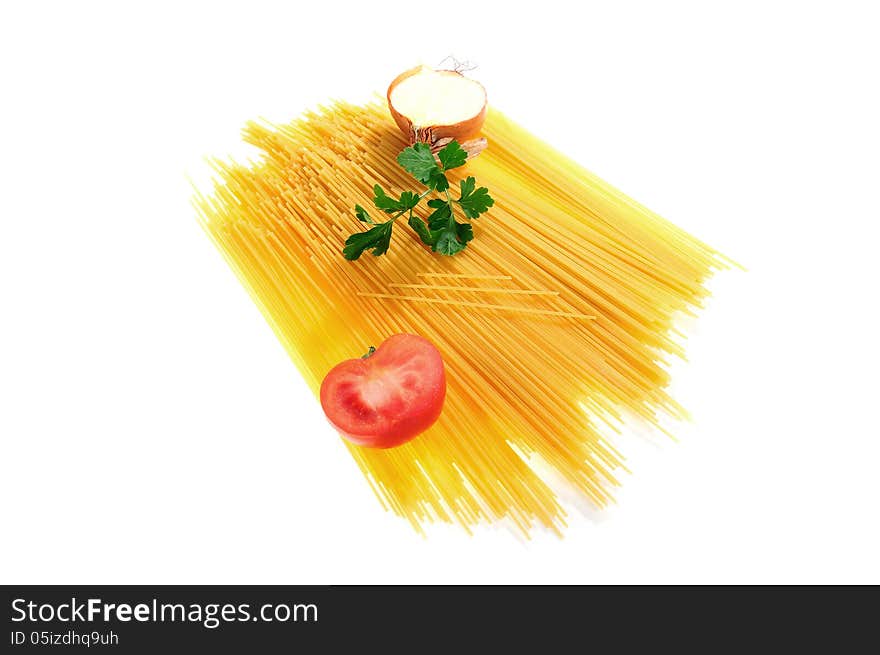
[195,100,730,535]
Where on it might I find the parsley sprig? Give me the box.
[343,140,494,260]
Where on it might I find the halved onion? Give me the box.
[387,65,488,156]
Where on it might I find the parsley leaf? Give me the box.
[372,185,400,213]
[422,198,473,255]
[427,169,449,192]
[398,190,421,210]
[434,230,466,256]
[437,140,468,171]
[372,185,421,214]
[458,176,476,199]
[456,176,494,219]
[426,199,452,230]
[354,204,373,223]
[342,221,394,260]
[408,214,433,246]
[455,221,474,245]
[397,143,439,184]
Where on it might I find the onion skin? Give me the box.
[387,66,488,146]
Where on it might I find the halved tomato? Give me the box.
[319,333,446,448]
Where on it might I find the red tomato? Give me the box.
[319,333,446,448]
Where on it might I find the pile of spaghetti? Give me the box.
[195,100,730,535]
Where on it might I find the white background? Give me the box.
[1,1,878,584]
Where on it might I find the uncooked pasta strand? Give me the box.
[356,292,597,320]
[388,283,559,296]
[418,273,513,280]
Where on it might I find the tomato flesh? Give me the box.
[319,334,446,448]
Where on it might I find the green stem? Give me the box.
[444,189,456,230]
